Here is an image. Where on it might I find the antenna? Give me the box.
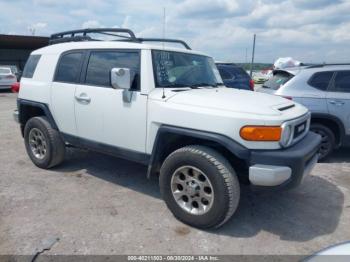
[161,7,166,99]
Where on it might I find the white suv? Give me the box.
[14,28,321,228]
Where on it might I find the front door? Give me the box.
[74,50,147,153]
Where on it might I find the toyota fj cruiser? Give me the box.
[14,28,321,228]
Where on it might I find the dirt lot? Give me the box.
[1,91,350,257]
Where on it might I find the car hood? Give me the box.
[152,88,296,116]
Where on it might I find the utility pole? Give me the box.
[162,7,166,47]
[250,34,256,77]
[245,48,248,64]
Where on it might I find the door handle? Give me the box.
[75,93,91,104]
[329,100,345,106]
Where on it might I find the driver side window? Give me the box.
[85,50,140,90]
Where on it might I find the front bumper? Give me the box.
[13,110,19,123]
[248,131,321,189]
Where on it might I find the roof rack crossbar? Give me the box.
[137,38,191,50]
[49,28,137,45]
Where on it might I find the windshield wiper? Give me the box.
[160,83,188,88]
[188,83,219,88]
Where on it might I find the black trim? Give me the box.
[62,133,150,165]
[311,112,345,146]
[17,99,59,130]
[147,125,250,178]
[250,132,321,190]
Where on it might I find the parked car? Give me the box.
[14,28,321,229]
[0,67,17,89]
[1,65,21,80]
[257,64,350,160]
[216,62,254,90]
[252,71,269,84]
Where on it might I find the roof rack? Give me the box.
[137,38,191,50]
[49,28,191,49]
[49,28,137,45]
[306,63,350,68]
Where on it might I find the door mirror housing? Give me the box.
[111,68,131,90]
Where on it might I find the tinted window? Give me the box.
[22,55,41,78]
[55,52,83,83]
[85,51,140,89]
[263,72,293,90]
[309,71,333,90]
[333,71,350,92]
[218,68,233,80]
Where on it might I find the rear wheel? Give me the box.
[311,123,335,161]
[159,145,240,229]
[24,116,65,168]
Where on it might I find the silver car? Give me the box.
[257,64,350,160]
[0,67,17,89]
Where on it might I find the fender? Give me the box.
[147,125,250,178]
[17,99,59,130]
[311,112,345,146]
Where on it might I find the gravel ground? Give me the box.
[0,91,350,257]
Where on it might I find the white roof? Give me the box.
[32,41,208,56]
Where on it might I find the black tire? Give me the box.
[24,116,65,169]
[311,123,335,161]
[159,145,240,229]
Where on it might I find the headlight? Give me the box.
[240,126,282,141]
[280,124,292,147]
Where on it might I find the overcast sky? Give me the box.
[1,0,349,63]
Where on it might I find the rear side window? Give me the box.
[308,71,333,90]
[85,51,140,90]
[54,52,84,83]
[218,68,233,80]
[263,72,293,90]
[22,55,41,78]
[333,71,350,92]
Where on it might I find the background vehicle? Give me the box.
[216,62,254,90]
[14,28,320,229]
[0,67,17,89]
[0,65,21,80]
[257,64,350,160]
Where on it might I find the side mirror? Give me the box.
[111,68,131,90]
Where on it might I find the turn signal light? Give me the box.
[240,126,282,141]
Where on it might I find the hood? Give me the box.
[155,88,295,116]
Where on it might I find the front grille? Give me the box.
[293,120,307,139]
[281,112,311,147]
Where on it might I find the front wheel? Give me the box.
[310,123,335,161]
[159,145,240,229]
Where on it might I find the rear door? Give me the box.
[326,70,350,136]
[51,51,85,136]
[301,71,333,113]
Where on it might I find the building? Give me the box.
[0,34,49,71]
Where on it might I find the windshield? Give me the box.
[152,50,223,88]
[0,68,11,74]
[263,71,294,90]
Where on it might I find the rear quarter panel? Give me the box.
[19,54,58,105]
